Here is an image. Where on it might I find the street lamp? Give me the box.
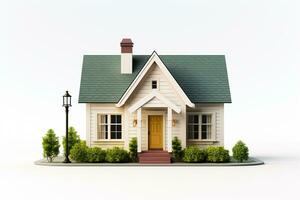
[63,91,72,163]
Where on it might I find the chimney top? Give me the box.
[120,38,133,53]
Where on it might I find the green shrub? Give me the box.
[42,129,60,162]
[232,140,249,162]
[62,127,81,156]
[87,147,106,163]
[70,141,88,162]
[129,137,138,162]
[172,137,183,161]
[206,146,230,163]
[183,146,206,163]
[106,147,130,163]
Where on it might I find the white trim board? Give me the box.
[116,51,195,108]
[128,91,181,113]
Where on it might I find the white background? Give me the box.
[0,0,300,199]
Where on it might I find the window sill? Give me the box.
[94,140,124,142]
[187,140,219,145]
[188,139,217,142]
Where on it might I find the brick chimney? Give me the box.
[120,38,133,74]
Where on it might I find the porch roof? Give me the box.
[128,91,181,113]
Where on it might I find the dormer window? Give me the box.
[152,80,157,89]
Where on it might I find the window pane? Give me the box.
[207,115,211,123]
[110,115,122,139]
[111,115,116,123]
[152,80,157,89]
[207,125,211,139]
[111,131,121,139]
[117,125,121,131]
[188,125,193,139]
[188,115,193,123]
[194,115,199,123]
[98,124,108,139]
[194,131,199,139]
[111,132,117,139]
[202,115,207,123]
[117,132,122,139]
[97,114,108,139]
[111,125,116,132]
[202,125,207,132]
[194,125,199,132]
[116,115,121,123]
[201,125,207,139]
[99,115,107,124]
[201,131,207,139]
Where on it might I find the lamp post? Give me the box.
[63,91,72,163]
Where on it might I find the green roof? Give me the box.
[79,55,231,103]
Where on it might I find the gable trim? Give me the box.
[128,91,181,113]
[116,51,195,108]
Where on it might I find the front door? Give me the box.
[148,115,163,149]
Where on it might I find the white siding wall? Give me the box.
[186,104,224,148]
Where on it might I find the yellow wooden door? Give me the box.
[148,115,163,149]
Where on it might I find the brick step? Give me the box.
[140,160,171,164]
[138,150,171,163]
[138,153,170,157]
[139,156,171,162]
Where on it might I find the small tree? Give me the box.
[172,137,183,161]
[63,127,80,156]
[129,137,138,162]
[232,140,249,162]
[42,129,60,162]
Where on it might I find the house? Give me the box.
[79,38,231,163]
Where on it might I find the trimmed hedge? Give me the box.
[70,141,88,162]
[105,147,130,163]
[183,146,206,163]
[87,147,106,163]
[70,142,130,163]
[206,146,230,163]
[232,140,249,162]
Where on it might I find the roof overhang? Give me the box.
[128,91,181,113]
[116,51,195,108]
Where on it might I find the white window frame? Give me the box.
[187,112,216,141]
[97,114,108,140]
[187,114,200,140]
[96,113,123,141]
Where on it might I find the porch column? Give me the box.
[137,108,142,152]
[167,107,172,152]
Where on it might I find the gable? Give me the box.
[116,52,194,108]
[126,62,184,111]
[79,54,231,103]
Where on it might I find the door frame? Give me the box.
[145,111,166,151]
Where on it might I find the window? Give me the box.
[110,115,122,139]
[188,115,199,139]
[201,114,212,140]
[152,80,157,89]
[187,113,213,140]
[97,114,122,140]
[97,114,108,139]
